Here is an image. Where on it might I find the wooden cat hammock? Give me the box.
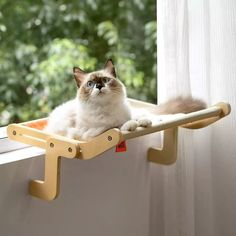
[7,98,231,201]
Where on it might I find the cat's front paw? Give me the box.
[120,120,138,131]
[137,118,152,127]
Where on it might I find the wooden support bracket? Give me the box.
[7,124,121,200]
[147,128,178,165]
[146,102,231,166]
[29,137,78,200]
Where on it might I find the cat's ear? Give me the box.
[73,67,86,87]
[104,59,116,78]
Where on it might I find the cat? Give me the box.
[45,59,206,140]
[45,59,151,140]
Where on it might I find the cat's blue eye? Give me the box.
[87,81,94,88]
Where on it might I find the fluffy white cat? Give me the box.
[45,59,206,140]
[45,59,152,140]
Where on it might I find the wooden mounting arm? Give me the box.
[29,137,79,200]
[146,102,231,165]
[7,124,121,200]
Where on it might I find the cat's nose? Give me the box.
[96,83,103,90]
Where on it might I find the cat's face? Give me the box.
[73,59,126,103]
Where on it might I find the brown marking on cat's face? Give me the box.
[78,71,124,102]
[74,59,126,102]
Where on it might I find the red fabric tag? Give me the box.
[116,141,127,152]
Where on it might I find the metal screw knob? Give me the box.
[50,143,54,148]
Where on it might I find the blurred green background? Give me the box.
[0,0,156,126]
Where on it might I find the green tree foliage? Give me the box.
[0,0,156,126]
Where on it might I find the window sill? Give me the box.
[0,146,45,165]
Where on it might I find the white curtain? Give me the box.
[155,0,236,235]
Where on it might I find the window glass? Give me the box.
[0,0,156,126]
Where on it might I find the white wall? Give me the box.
[0,134,163,236]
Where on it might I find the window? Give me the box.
[0,126,29,153]
[0,0,156,128]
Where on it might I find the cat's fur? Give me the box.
[157,96,206,114]
[45,59,151,140]
[45,59,206,140]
